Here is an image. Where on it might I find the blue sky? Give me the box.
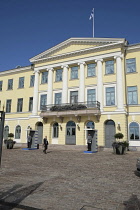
[0,0,140,71]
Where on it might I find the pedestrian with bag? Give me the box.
[43,136,48,154]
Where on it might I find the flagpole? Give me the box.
[89,8,94,38]
[92,9,94,37]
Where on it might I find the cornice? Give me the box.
[126,43,140,53]
[31,41,124,64]
[0,65,32,76]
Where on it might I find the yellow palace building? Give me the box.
[1,37,140,149]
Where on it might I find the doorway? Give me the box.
[66,121,76,145]
[36,122,43,144]
[105,120,115,148]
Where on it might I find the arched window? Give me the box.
[3,126,9,139]
[129,122,139,140]
[53,122,59,138]
[86,121,94,129]
[67,121,76,126]
[15,125,21,139]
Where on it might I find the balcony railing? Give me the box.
[40,101,100,118]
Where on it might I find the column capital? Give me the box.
[61,64,69,68]
[78,61,86,66]
[95,59,103,63]
[34,69,40,74]
[47,67,54,72]
[114,55,123,60]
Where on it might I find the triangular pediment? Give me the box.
[30,37,126,63]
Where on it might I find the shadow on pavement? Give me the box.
[124,194,140,210]
[0,182,44,209]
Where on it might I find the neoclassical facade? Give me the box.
[1,37,140,149]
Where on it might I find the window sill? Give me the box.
[104,73,115,76]
[126,71,137,74]
[86,76,96,78]
[69,78,79,81]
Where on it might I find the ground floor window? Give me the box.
[129,122,139,140]
[53,122,59,138]
[4,125,9,139]
[15,125,21,139]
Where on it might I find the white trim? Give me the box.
[85,86,97,102]
[103,84,117,107]
[53,90,62,104]
[39,92,47,111]
[68,88,79,104]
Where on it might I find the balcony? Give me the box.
[40,101,101,121]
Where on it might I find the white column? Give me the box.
[95,59,103,111]
[32,69,40,115]
[47,68,54,106]
[62,65,68,104]
[114,55,124,111]
[78,62,85,103]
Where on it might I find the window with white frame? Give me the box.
[127,86,138,105]
[105,60,114,74]
[55,93,62,104]
[6,99,12,113]
[56,69,62,82]
[8,79,13,90]
[17,98,23,112]
[87,63,96,77]
[126,58,136,73]
[4,125,9,139]
[106,87,115,106]
[41,72,48,84]
[53,122,59,138]
[70,91,78,104]
[30,75,35,87]
[18,77,24,88]
[0,81,2,91]
[29,97,33,111]
[71,66,78,79]
[129,122,139,140]
[87,89,96,106]
[40,94,47,109]
[15,125,21,139]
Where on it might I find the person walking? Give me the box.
[43,136,48,154]
[87,133,92,151]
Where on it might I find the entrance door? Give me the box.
[36,122,43,144]
[66,121,76,145]
[105,120,115,148]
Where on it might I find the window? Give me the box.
[6,99,12,113]
[18,77,24,88]
[105,60,114,74]
[0,81,3,91]
[56,69,62,82]
[87,63,96,77]
[53,122,59,138]
[41,72,48,84]
[17,98,23,112]
[70,91,78,104]
[4,126,9,139]
[8,79,13,90]
[71,66,78,79]
[30,75,35,87]
[86,121,94,129]
[29,97,33,111]
[55,93,62,105]
[15,125,21,139]
[127,86,138,105]
[40,94,47,109]
[129,122,139,140]
[87,89,96,106]
[126,58,136,73]
[106,87,115,106]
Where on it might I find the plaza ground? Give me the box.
[0,144,140,210]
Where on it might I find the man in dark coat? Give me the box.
[87,133,92,151]
[27,134,32,148]
[43,136,48,154]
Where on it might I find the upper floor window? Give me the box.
[87,89,96,106]
[129,122,139,140]
[41,72,48,84]
[56,69,62,82]
[29,97,33,111]
[0,81,3,91]
[17,98,23,112]
[70,91,78,104]
[30,75,35,87]
[127,86,138,105]
[55,93,62,105]
[106,87,115,106]
[87,63,96,77]
[15,125,21,139]
[8,79,13,90]
[105,60,114,74]
[18,77,24,88]
[71,66,78,79]
[6,99,12,113]
[126,58,136,73]
[40,94,47,109]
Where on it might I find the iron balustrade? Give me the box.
[41,101,100,112]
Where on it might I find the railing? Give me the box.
[41,101,100,112]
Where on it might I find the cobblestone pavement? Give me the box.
[0,144,140,210]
